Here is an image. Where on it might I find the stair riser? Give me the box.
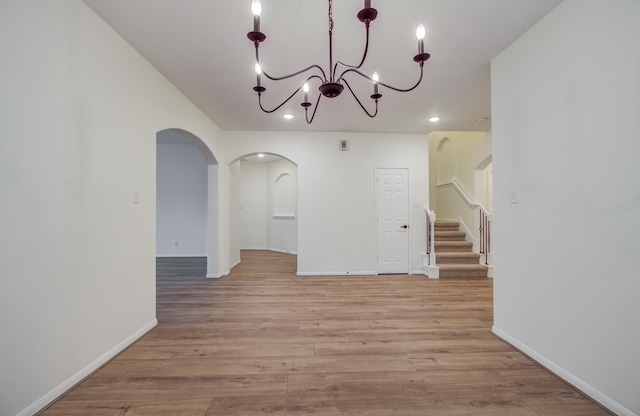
[436,257,481,265]
[435,245,473,253]
[435,235,467,241]
[434,226,459,232]
[439,270,488,278]
[433,220,487,277]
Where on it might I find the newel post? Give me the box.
[423,206,439,279]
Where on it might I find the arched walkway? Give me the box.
[156,128,221,278]
[227,152,298,272]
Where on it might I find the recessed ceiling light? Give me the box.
[283,114,294,120]
[428,116,440,122]
[257,153,265,158]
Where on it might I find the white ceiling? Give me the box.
[82,0,562,134]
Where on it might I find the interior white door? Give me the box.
[377,168,410,274]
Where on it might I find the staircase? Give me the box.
[434,221,488,278]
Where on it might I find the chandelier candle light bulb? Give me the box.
[416,23,426,54]
[254,63,262,87]
[372,72,379,95]
[252,0,261,32]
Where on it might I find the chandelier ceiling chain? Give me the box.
[247,0,431,124]
[329,0,333,34]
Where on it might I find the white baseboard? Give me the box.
[240,247,298,255]
[268,248,298,255]
[230,258,241,270]
[297,271,377,277]
[19,319,158,416]
[492,326,636,416]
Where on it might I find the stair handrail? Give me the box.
[424,206,437,266]
[451,177,489,212]
[450,176,492,265]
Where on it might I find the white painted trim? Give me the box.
[19,319,158,416]
[272,215,296,220]
[422,252,439,279]
[451,177,480,208]
[435,181,453,190]
[423,265,440,279]
[486,265,494,278]
[492,326,637,416]
[155,253,207,258]
[451,177,492,220]
[205,273,222,279]
[230,258,241,269]
[239,248,298,255]
[457,217,475,244]
[297,271,377,277]
[268,248,298,255]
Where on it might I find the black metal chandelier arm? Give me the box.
[257,87,301,114]
[261,64,328,83]
[305,94,322,124]
[332,24,371,75]
[342,78,378,118]
[305,74,326,85]
[338,63,424,93]
[255,43,328,81]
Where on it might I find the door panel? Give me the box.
[377,168,409,274]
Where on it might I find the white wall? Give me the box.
[239,161,268,249]
[238,158,298,254]
[491,1,640,414]
[228,160,242,270]
[156,135,208,257]
[223,131,429,275]
[267,158,298,254]
[0,2,223,415]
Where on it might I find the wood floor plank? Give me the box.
[39,250,611,415]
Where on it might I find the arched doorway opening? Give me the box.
[227,152,298,273]
[156,128,220,277]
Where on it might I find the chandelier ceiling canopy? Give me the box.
[247,0,431,124]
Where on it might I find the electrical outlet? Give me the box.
[174,240,179,246]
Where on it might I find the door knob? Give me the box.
[401,225,409,229]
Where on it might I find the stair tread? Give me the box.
[435,241,473,246]
[438,264,488,270]
[437,252,480,257]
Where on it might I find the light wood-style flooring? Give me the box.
[41,250,610,415]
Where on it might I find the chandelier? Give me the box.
[247,0,431,124]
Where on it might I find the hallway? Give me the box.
[41,251,608,415]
